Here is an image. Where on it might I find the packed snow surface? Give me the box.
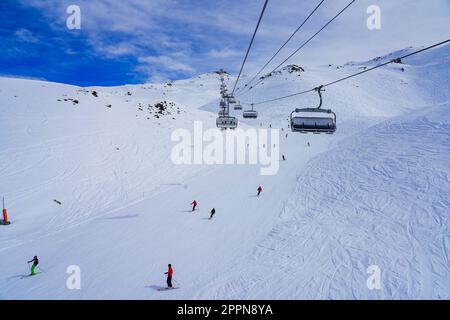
[0,45,449,299]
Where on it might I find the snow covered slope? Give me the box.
[0,44,449,299]
[199,103,450,299]
[0,75,219,250]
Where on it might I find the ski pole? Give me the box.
[37,266,46,273]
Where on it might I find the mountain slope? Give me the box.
[0,44,449,299]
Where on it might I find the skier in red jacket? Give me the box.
[191,200,197,211]
[257,186,263,197]
[164,264,174,288]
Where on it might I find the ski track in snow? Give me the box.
[199,111,450,299]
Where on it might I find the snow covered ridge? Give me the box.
[259,64,305,80]
[0,44,449,299]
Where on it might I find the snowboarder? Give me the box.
[191,200,197,211]
[27,256,39,276]
[257,186,263,197]
[164,264,174,288]
[209,208,216,219]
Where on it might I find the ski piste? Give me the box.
[0,4,449,299]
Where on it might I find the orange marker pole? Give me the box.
[2,197,8,223]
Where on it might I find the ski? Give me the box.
[156,287,180,291]
[20,272,42,279]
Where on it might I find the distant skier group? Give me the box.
[17,119,310,291]
[189,185,263,219]
[20,123,287,289]
[23,185,266,287]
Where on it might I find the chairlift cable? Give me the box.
[235,0,326,95]
[247,38,450,106]
[236,0,356,97]
[231,0,269,95]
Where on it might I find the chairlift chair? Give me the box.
[290,86,336,134]
[243,104,258,119]
[219,109,228,117]
[224,93,236,104]
[216,116,238,130]
[234,102,243,110]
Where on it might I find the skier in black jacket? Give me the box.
[209,208,216,219]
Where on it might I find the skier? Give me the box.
[164,264,174,288]
[307,142,310,147]
[209,208,216,219]
[257,186,263,197]
[282,155,286,161]
[27,256,39,276]
[191,200,197,211]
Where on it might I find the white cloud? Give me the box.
[89,38,140,58]
[208,48,241,58]
[14,28,39,43]
[146,73,170,84]
[138,55,195,73]
[17,0,450,82]
[0,74,47,81]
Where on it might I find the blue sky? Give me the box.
[1,0,449,86]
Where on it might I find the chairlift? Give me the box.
[243,104,258,119]
[219,109,228,117]
[216,116,238,129]
[226,93,236,104]
[290,86,336,134]
[234,102,243,110]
